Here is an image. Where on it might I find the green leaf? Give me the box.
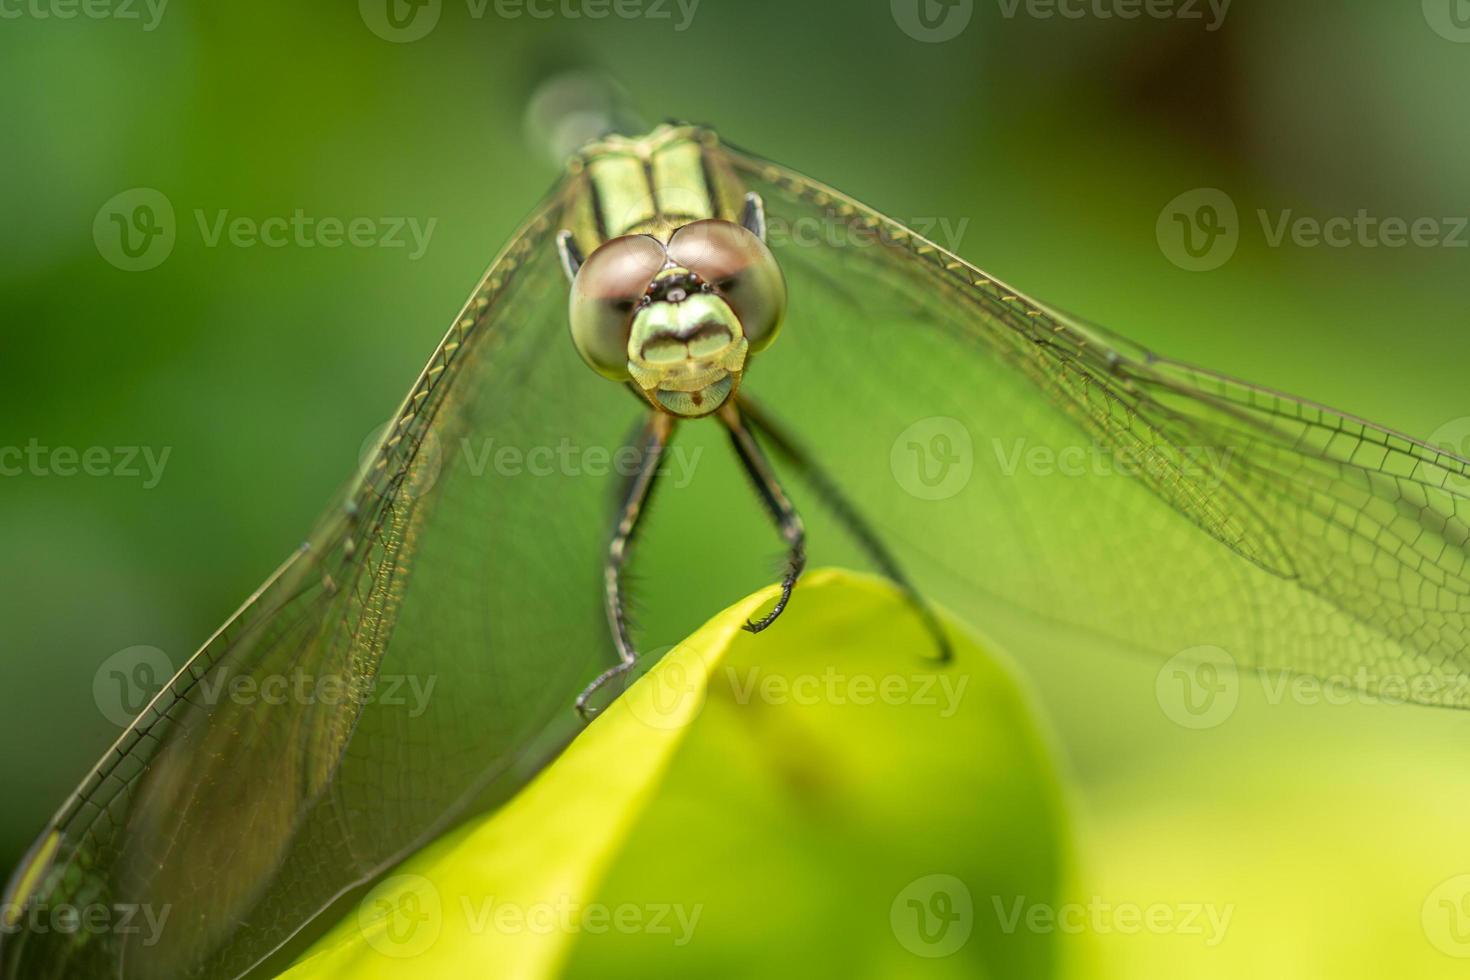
[282,569,1071,979]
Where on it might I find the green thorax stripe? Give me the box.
[564,125,743,254]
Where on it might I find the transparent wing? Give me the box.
[0,182,644,979]
[722,146,1470,707]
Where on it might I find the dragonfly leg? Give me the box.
[718,402,807,633]
[576,411,675,719]
[736,394,952,663]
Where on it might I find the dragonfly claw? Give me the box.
[743,574,797,633]
[575,660,636,721]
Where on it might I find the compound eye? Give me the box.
[667,219,786,352]
[569,234,668,379]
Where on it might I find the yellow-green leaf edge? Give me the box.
[281,568,1073,979]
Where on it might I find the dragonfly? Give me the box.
[5,121,1470,980]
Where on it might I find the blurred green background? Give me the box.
[4,1,1470,976]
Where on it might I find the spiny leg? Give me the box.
[737,394,952,662]
[576,411,676,719]
[717,402,806,633]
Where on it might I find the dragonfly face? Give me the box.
[566,219,785,417]
[558,127,786,419]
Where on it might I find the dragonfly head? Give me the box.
[567,219,785,418]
